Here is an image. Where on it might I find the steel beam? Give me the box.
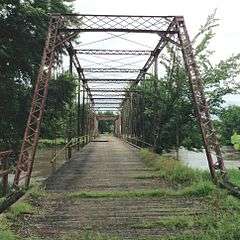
[59,28,178,34]
[93,98,126,100]
[74,49,152,55]
[56,14,176,33]
[64,42,94,104]
[94,107,120,109]
[87,89,139,92]
[94,102,121,104]
[82,68,141,73]
[132,18,178,85]
[85,78,138,82]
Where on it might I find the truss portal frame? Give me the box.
[14,13,228,189]
[57,14,176,33]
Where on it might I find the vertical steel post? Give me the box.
[77,78,81,150]
[82,83,86,142]
[154,57,158,79]
[67,50,73,159]
[129,93,133,139]
[86,95,89,142]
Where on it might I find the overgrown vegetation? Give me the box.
[136,149,240,240]
[0,184,45,240]
[7,202,34,219]
[219,106,240,145]
[38,138,66,148]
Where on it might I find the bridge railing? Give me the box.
[0,150,14,195]
[50,135,93,173]
[123,136,153,149]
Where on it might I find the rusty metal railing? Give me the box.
[50,135,93,173]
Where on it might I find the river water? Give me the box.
[177,146,240,170]
[8,145,240,185]
[32,146,240,181]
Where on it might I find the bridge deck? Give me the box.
[14,136,205,239]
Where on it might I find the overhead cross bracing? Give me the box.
[75,49,152,55]
[56,14,178,114]
[13,13,232,196]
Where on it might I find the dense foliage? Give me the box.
[231,132,240,151]
[97,112,115,134]
[133,12,240,153]
[0,0,75,151]
[217,106,240,145]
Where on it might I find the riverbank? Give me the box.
[174,147,240,170]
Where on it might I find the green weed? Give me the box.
[139,149,200,184]
[67,182,215,199]
[38,138,65,148]
[8,202,34,219]
[61,231,121,240]
[28,184,47,201]
[228,169,240,186]
[0,230,18,240]
[132,216,194,230]
[67,189,169,199]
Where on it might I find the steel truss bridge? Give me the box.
[10,13,239,197]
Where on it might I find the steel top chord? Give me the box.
[74,49,152,56]
[58,14,178,33]
[93,98,126,100]
[85,78,137,83]
[94,102,121,104]
[82,68,141,73]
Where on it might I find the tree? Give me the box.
[218,106,240,145]
[97,112,115,134]
[231,132,240,151]
[40,73,76,139]
[134,11,240,153]
[0,0,75,151]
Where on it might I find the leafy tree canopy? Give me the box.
[134,10,240,153]
[0,0,75,151]
[219,106,240,145]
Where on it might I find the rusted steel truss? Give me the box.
[75,49,152,55]
[85,78,137,82]
[14,13,227,189]
[81,68,141,73]
[58,14,176,33]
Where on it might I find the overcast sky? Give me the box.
[72,0,240,106]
